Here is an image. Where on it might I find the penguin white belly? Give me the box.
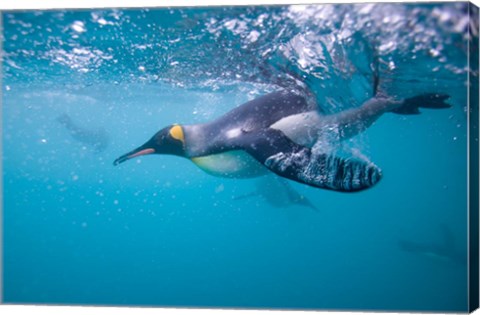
[270,111,324,147]
[191,150,268,178]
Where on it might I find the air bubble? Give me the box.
[71,21,86,33]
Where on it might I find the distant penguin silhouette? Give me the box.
[398,225,467,266]
[114,89,450,192]
[57,113,109,152]
[234,176,318,211]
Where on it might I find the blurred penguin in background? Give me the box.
[234,175,319,212]
[398,225,467,266]
[57,113,109,153]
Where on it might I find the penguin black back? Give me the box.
[206,90,312,133]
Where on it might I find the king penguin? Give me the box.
[113,90,450,192]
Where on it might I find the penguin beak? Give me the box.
[113,147,155,166]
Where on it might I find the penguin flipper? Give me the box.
[242,129,382,192]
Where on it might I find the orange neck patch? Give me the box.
[169,125,185,144]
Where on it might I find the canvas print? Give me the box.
[1,2,479,313]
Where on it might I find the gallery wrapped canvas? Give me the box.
[0,1,479,313]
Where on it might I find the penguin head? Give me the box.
[113,124,186,166]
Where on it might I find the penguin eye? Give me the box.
[169,125,185,144]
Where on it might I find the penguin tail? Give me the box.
[391,93,451,115]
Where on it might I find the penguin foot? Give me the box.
[392,93,451,115]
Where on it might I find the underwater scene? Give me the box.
[1,2,478,312]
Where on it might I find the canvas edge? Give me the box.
[468,1,480,313]
[0,1,477,313]
[0,9,4,306]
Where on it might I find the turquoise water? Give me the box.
[1,3,477,312]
